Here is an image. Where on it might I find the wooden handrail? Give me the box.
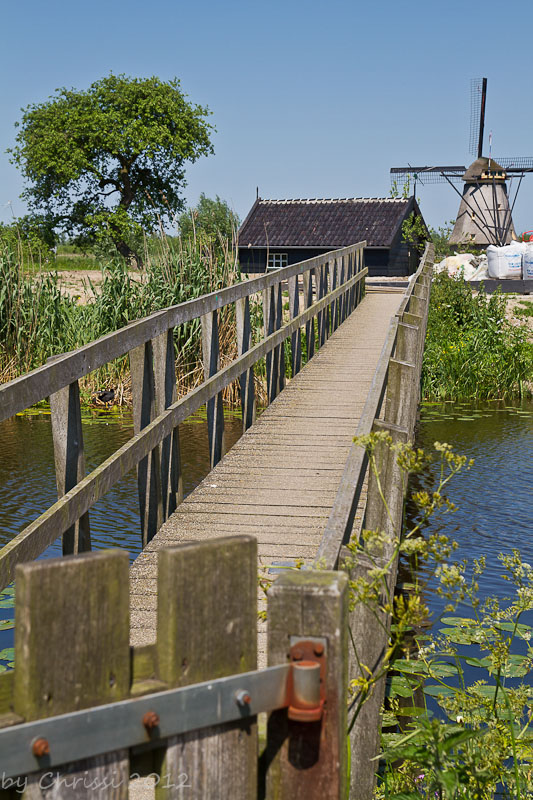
[314,242,434,570]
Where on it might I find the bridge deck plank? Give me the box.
[129,291,403,651]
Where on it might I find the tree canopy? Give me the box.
[9,74,214,265]
[178,193,240,254]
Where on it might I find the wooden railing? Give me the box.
[314,242,434,799]
[0,242,366,590]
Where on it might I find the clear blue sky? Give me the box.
[2,0,533,235]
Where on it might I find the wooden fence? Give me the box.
[0,242,366,590]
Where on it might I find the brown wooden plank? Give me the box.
[15,550,130,798]
[155,537,257,800]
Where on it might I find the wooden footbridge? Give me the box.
[0,242,433,799]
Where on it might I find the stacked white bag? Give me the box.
[523,243,533,279]
[486,242,524,279]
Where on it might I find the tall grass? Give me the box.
[0,234,256,404]
[421,273,533,400]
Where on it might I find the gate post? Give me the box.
[265,570,348,800]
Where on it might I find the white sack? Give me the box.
[486,243,523,279]
[523,243,533,280]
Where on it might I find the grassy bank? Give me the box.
[421,274,533,401]
[0,237,250,404]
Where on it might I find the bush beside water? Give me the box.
[422,274,533,401]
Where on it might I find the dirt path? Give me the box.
[43,269,142,303]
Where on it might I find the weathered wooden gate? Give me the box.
[0,538,347,799]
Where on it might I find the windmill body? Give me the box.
[449,157,516,247]
[391,79,533,248]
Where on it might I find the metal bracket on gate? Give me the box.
[288,637,327,722]
[0,638,327,780]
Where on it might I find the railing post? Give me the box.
[266,570,349,799]
[316,263,327,347]
[14,550,130,796]
[236,296,256,431]
[152,329,183,521]
[201,309,225,468]
[49,371,91,555]
[288,274,302,376]
[130,341,164,547]
[263,283,285,403]
[302,268,315,362]
[155,536,258,799]
[339,253,347,322]
[331,257,339,332]
[349,250,358,315]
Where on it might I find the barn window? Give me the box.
[268,253,288,270]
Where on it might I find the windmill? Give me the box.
[390,78,533,247]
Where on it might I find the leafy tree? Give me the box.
[9,74,214,266]
[178,193,240,258]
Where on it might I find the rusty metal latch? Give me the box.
[288,637,326,722]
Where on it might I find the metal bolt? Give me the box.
[142,711,160,733]
[292,648,303,661]
[32,738,50,758]
[313,643,324,657]
[235,689,251,707]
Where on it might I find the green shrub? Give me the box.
[421,274,533,400]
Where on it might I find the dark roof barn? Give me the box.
[238,197,427,277]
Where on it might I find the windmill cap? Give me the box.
[463,157,506,182]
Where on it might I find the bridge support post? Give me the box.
[201,309,225,468]
[152,329,183,521]
[288,275,302,376]
[236,295,256,431]
[49,373,91,555]
[302,269,315,362]
[130,341,164,547]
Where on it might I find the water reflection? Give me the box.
[0,406,244,559]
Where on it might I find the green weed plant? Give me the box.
[422,274,532,401]
[348,433,533,799]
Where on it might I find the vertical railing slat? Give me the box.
[302,268,315,362]
[49,378,91,555]
[276,281,286,393]
[130,342,163,548]
[152,329,183,521]
[236,296,256,432]
[201,310,225,468]
[331,257,339,331]
[288,274,302,376]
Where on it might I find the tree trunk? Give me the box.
[116,240,143,270]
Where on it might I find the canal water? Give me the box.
[406,399,533,612]
[0,400,531,671]
[0,406,244,669]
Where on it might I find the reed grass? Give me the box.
[0,233,268,407]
